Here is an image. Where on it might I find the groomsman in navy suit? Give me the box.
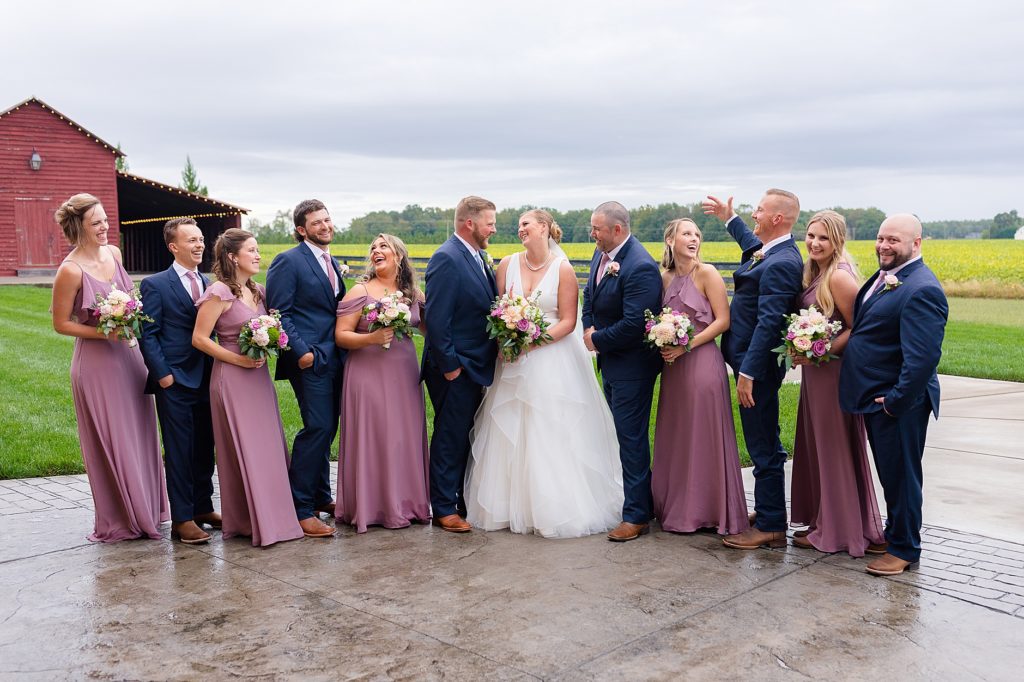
[423,195,498,532]
[840,214,947,576]
[582,201,663,542]
[140,218,219,544]
[703,191,804,550]
[266,199,346,538]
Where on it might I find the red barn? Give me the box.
[0,97,248,276]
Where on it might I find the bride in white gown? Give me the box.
[465,209,624,538]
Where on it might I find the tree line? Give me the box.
[247,204,1021,244]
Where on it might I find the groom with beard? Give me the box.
[583,201,663,542]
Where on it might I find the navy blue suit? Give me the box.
[140,266,216,523]
[422,236,498,517]
[266,243,346,520]
[840,258,947,562]
[581,235,663,524]
[721,217,803,532]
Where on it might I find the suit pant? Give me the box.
[154,382,216,523]
[865,402,930,563]
[287,357,341,519]
[602,375,656,525]
[425,366,484,518]
[738,375,789,532]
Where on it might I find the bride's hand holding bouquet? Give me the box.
[486,291,553,362]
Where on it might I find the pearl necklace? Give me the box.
[523,252,552,271]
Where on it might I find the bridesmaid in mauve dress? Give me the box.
[334,233,430,532]
[50,194,169,542]
[192,229,304,547]
[651,219,749,535]
[789,210,886,557]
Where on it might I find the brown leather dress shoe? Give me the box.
[299,516,336,538]
[791,534,817,550]
[722,527,786,550]
[315,502,336,517]
[865,541,889,555]
[433,514,471,533]
[171,520,211,545]
[865,552,916,576]
[607,521,650,542]
[193,512,222,529]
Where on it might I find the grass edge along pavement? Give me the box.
[1,281,1022,479]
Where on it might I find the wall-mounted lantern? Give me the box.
[29,148,42,171]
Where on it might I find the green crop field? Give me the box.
[256,239,1024,298]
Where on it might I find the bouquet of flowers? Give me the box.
[486,291,552,362]
[643,307,695,364]
[239,310,290,360]
[772,305,844,369]
[93,284,153,348]
[364,290,413,349]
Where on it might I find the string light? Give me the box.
[0,97,122,155]
[118,170,247,211]
[121,211,244,226]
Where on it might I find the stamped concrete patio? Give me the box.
[1,375,1022,680]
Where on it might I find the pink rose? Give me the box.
[645,321,655,332]
[884,274,899,287]
[678,333,689,346]
[517,318,530,332]
[492,308,503,317]
[786,331,796,340]
[366,310,378,322]
[793,336,813,352]
[811,339,828,357]
[278,332,289,347]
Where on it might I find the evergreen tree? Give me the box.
[114,142,129,173]
[180,155,209,196]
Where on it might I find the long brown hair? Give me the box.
[660,218,703,271]
[360,233,418,303]
[803,210,860,317]
[212,228,262,304]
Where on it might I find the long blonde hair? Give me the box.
[661,218,702,271]
[803,210,860,317]
[360,233,418,303]
[520,209,563,243]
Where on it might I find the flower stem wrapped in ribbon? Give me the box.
[93,283,153,348]
[239,309,290,360]
[486,291,552,362]
[643,307,695,365]
[364,290,414,349]
[772,305,844,370]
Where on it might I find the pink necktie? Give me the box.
[864,271,887,303]
[185,271,200,303]
[595,252,611,286]
[322,253,337,292]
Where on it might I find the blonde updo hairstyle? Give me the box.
[54,193,103,246]
[660,218,703,271]
[212,228,262,305]
[520,209,563,244]
[803,210,861,317]
[360,232,419,304]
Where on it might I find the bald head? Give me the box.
[876,213,923,270]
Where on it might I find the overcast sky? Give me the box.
[3,1,1022,225]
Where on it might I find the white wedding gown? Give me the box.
[465,253,624,538]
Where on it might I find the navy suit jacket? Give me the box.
[839,259,947,419]
[720,217,804,384]
[422,236,498,387]
[581,235,663,381]
[266,243,346,381]
[140,266,212,393]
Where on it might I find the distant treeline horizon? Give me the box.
[247,204,1020,244]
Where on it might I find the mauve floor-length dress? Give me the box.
[790,264,885,557]
[334,293,430,532]
[198,282,303,547]
[651,273,749,534]
[69,259,169,542]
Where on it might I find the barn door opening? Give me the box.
[15,197,63,267]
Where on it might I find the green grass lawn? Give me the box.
[0,286,1019,479]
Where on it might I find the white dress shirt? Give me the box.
[171,261,204,298]
[455,233,487,274]
[304,240,339,296]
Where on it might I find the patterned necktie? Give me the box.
[595,252,611,286]
[322,252,337,293]
[185,271,200,303]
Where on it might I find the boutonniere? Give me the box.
[481,251,495,270]
[606,261,621,277]
[748,250,765,269]
[881,274,902,292]
[337,262,350,277]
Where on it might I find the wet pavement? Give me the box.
[1,375,1022,680]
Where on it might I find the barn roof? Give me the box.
[0,96,124,157]
[117,170,249,226]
